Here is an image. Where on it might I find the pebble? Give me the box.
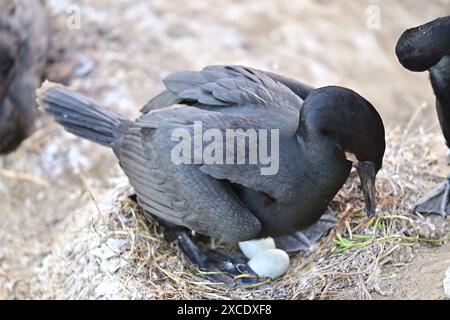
[444,266,450,298]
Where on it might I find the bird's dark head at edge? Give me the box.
[298,86,386,217]
[395,16,450,72]
[0,7,22,99]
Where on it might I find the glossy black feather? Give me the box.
[396,16,450,145]
[396,16,450,72]
[397,16,450,218]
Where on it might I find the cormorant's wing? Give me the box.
[259,69,314,101]
[119,108,266,242]
[141,65,304,136]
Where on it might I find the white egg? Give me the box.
[247,249,290,279]
[238,238,276,259]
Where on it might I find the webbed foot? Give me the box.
[274,212,338,253]
[413,176,450,218]
[169,229,271,286]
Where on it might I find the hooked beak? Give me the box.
[355,161,377,217]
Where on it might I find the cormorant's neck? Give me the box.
[297,135,352,184]
[430,55,450,147]
[430,55,450,102]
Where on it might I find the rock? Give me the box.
[238,238,276,259]
[444,266,450,299]
[247,249,290,279]
[91,239,126,260]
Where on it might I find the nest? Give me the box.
[35,126,450,300]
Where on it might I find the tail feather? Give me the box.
[37,81,130,148]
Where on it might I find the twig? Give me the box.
[0,169,49,187]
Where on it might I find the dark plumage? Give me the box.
[0,0,49,154]
[396,17,450,72]
[38,65,385,281]
[396,16,450,217]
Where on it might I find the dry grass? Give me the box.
[35,125,450,300]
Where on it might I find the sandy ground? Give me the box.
[1,0,450,299]
[375,243,450,300]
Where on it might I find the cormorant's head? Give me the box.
[298,86,386,217]
[396,16,450,72]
